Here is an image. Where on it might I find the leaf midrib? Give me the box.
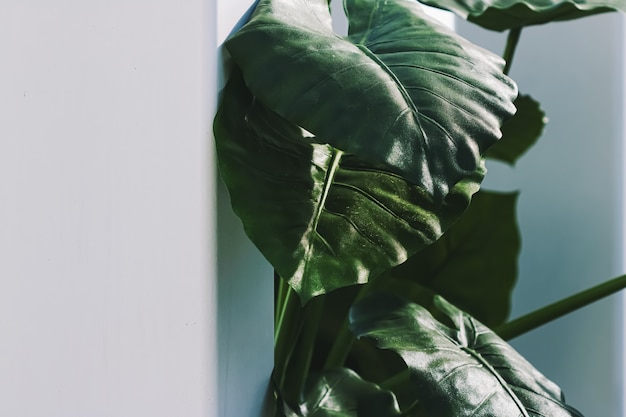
[461,345,531,417]
[302,149,344,267]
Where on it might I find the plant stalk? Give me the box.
[281,296,325,403]
[495,274,626,340]
[380,368,411,392]
[322,318,354,369]
[274,275,303,388]
[502,27,522,75]
[275,272,291,334]
[323,279,379,369]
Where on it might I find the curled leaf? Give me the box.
[283,368,403,417]
[349,292,585,417]
[486,95,547,165]
[225,0,517,201]
[214,70,484,302]
[421,0,626,31]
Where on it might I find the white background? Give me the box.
[1,1,218,416]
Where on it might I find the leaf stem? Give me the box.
[502,27,522,75]
[274,272,291,335]
[323,280,378,369]
[322,317,354,369]
[380,368,410,391]
[274,275,303,388]
[281,296,325,403]
[495,274,626,340]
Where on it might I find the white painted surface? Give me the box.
[462,14,625,416]
[0,1,216,416]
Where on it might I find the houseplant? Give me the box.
[214,0,626,415]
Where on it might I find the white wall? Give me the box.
[461,14,625,417]
[1,2,217,416]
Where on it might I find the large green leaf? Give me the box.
[383,190,521,326]
[214,70,484,302]
[349,293,585,417]
[283,368,403,417]
[225,0,516,202]
[421,0,626,31]
[486,95,546,165]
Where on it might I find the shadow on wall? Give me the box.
[217,177,274,417]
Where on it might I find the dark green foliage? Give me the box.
[486,95,546,165]
[224,0,516,200]
[350,293,585,417]
[421,0,626,31]
[284,368,403,417]
[215,69,486,303]
[383,190,521,326]
[216,0,518,302]
[212,0,626,415]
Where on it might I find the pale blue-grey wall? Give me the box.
[459,14,625,417]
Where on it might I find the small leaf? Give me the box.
[285,368,403,417]
[383,191,521,326]
[421,0,626,31]
[486,95,547,165]
[225,0,517,202]
[349,292,585,417]
[214,70,484,302]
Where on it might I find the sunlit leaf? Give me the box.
[350,292,585,417]
[214,70,484,302]
[420,0,626,31]
[225,0,517,202]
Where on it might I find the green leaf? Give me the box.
[382,191,521,326]
[214,69,484,303]
[283,368,403,417]
[349,293,585,417]
[486,95,546,165]
[225,0,517,202]
[421,0,626,31]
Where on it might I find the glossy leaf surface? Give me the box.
[284,368,403,417]
[486,95,546,164]
[422,0,626,31]
[214,70,484,302]
[384,191,520,326]
[225,0,516,202]
[350,293,585,417]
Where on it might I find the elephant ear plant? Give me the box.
[213,0,626,415]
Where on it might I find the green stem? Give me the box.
[322,317,354,369]
[502,27,522,75]
[495,274,626,340]
[274,275,303,388]
[274,273,291,336]
[380,369,420,413]
[323,280,378,369]
[380,368,410,392]
[281,296,325,403]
